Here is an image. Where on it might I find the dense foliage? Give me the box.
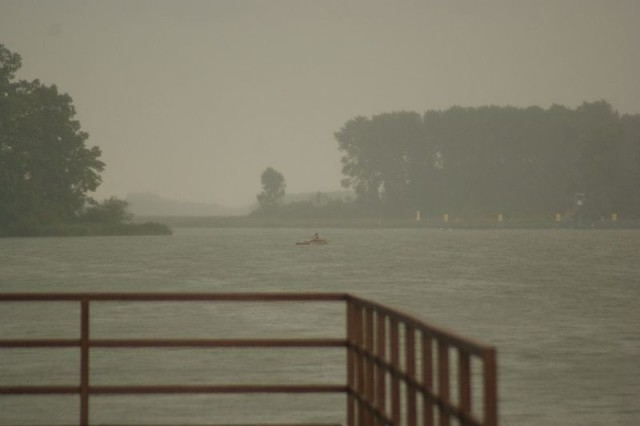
[335,103,640,220]
[0,44,105,232]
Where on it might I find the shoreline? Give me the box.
[132,215,640,230]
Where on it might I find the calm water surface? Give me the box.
[1,228,639,425]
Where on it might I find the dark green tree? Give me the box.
[0,44,104,230]
[256,167,286,212]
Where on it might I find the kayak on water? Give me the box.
[295,238,328,245]
[296,232,328,245]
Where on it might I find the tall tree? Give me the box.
[0,44,104,229]
[335,112,431,214]
[334,115,382,210]
[256,167,286,212]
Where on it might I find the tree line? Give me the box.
[334,102,640,220]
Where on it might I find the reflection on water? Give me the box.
[1,228,639,425]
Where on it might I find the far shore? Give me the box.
[132,215,639,230]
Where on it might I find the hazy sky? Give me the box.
[1,1,639,207]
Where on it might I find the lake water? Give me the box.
[0,228,639,425]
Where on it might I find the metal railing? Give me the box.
[0,293,497,426]
[346,297,497,426]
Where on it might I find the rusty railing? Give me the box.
[346,297,497,426]
[0,293,497,426]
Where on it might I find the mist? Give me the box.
[1,0,639,208]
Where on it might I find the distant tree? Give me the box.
[83,197,133,223]
[256,167,286,212]
[0,43,104,230]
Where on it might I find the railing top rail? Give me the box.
[347,295,495,355]
[0,292,349,302]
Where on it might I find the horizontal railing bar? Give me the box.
[91,338,347,348]
[90,385,348,394]
[0,339,79,348]
[5,424,343,426]
[6,424,343,426]
[0,293,349,302]
[79,424,343,426]
[348,295,493,355]
[0,386,79,394]
[0,339,347,349]
[0,385,347,395]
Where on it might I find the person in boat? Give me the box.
[296,232,326,245]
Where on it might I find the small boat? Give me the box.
[295,238,328,245]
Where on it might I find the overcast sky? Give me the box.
[1,1,639,207]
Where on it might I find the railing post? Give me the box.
[422,333,434,426]
[438,340,450,426]
[376,311,386,426]
[406,325,417,426]
[364,307,375,425]
[458,350,471,425]
[80,299,90,426]
[355,303,365,426]
[483,348,498,426]
[390,317,400,425]
[346,299,355,426]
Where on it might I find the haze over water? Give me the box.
[1,228,638,425]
